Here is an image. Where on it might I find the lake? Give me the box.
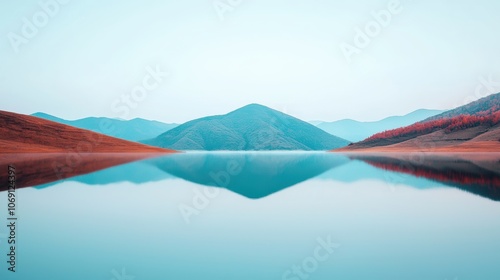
[1,151,499,280]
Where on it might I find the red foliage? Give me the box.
[365,110,500,142]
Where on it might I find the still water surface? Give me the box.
[1,152,499,280]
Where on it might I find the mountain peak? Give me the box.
[30,113,178,142]
[224,104,281,120]
[32,112,55,118]
[233,103,274,113]
[146,105,349,151]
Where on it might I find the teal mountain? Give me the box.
[144,104,350,150]
[314,109,443,142]
[32,112,178,142]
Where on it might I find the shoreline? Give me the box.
[333,141,500,153]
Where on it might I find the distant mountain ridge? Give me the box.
[424,93,500,121]
[0,110,173,153]
[144,104,350,151]
[340,93,500,152]
[32,112,178,142]
[315,109,444,142]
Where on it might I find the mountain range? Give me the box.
[31,109,445,147]
[143,104,350,150]
[3,93,500,153]
[0,110,174,153]
[314,109,444,142]
[32,112,178,142]
[25,107,447,151]
[341,92,500,152]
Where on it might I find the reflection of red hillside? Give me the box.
[0,110,177,191]
[366,160,500,187]
[0,153,166,191]
[352,154,500,201]
[0,110,176,153]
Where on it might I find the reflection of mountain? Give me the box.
[2,152,350,198]
[349,153,500,201]
[0,153,166,191]
[317,160,443,189]
[36,153,442,193]
[150,152,350,198]
[3,151,499,202]
[34,159,174,189]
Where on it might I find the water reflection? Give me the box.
[150,152,349,198]
[348,152,500,201]
[2,152,499,280]
[1,152,499,201]
[0,153,163,191]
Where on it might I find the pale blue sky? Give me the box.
[1,0,499,123]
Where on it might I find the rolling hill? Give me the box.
[0,110,175,153]
[314,109,444,142]
[144,104,350,150]
[424,93,500,121]
[339,93,500,152]
[32,112,178,142]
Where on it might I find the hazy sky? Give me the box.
[1,0,500,123]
